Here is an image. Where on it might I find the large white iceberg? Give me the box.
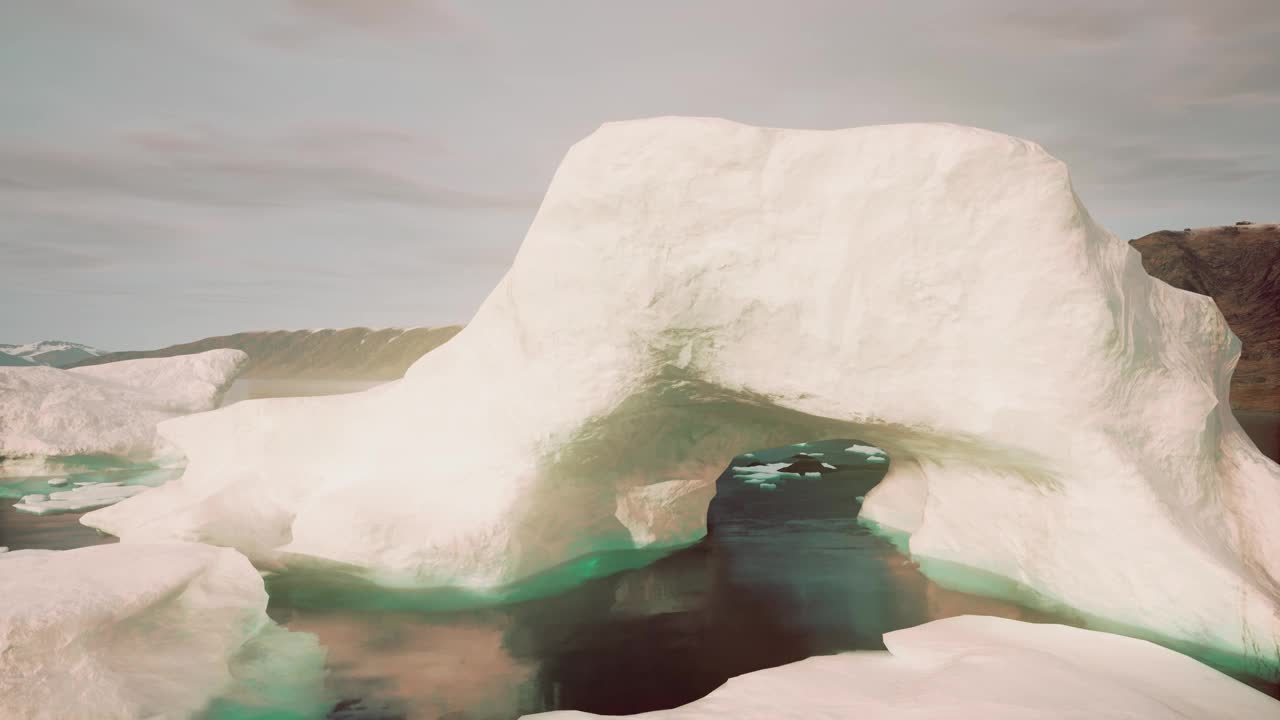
[84,118,1280,670]
[0,349,247,460]
[521,615,1280,719]
[0,542,327,720]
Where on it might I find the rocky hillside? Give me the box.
[1131,222,1279,412]
[70,326,462,381]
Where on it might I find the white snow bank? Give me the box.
[84,118,1280,669]
[523,615,1279,719]
[13,482,150,515]
[0,349,247,460]
[0,542,327,720]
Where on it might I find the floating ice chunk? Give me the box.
[46,477,68,487]
[13,483,149,515]
[733,463,791,477]
[820,463,836,470]
[523,616,1280,719]
[759,483,778,491]
[866,455,888,464]
[844,443,887,456]
[0,542,329,719]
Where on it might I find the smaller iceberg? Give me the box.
[0,349,247,462]
[0,542,328,720]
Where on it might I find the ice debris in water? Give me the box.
[14,483,149,515]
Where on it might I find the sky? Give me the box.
[2,0,1277,350]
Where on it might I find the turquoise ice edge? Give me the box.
[857,515,1280,686]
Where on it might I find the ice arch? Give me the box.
[85,118,1280,671]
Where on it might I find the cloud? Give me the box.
[991,5,1154,47]
[287,0,454,32]
[0,128,538,211]
[0,206,196,272]
[1042,133,1277,188]
[259,0,460,47]
[984,1,1280,107]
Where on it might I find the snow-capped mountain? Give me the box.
[0,351,36,366]
[0,340,106,368]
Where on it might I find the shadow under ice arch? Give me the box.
[84,117,1280,675]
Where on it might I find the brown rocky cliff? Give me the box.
[1130,223,1280,412]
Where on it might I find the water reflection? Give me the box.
[271,610,537,719]
[272,440,1071,718]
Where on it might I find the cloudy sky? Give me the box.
[3,1,1277,349]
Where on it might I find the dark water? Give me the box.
[1237,411,1280,463]
[0,499,117,550]
[265,442,1076,719]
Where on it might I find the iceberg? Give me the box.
[520,615,1280,719]
[0,349,247,461]
[0,542,328,720]
[84,118,1280,669]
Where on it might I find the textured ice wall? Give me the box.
[0,543,327,719]
[0,349,247,459]
[85,118,1280,669]
[521,615,1280,719]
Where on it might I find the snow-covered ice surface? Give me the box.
[0,349,247,461]
[522,615,1280,719]
[84,118,1280,672]
[0,542,328,720]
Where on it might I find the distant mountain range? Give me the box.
[0,340,106,368]
[1130,222,1279,413]
[68,326,463,380]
